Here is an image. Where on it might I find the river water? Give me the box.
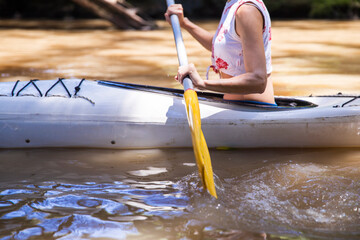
[0,20,359,239]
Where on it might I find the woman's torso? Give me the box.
[212,0,274,104]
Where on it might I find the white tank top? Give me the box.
[210,0,272,77]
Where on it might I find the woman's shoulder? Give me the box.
[235,3,263,23]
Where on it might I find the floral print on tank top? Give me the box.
[210,0,272,77]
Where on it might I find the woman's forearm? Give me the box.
[203,72,267,94]
[177,64,267,95]
[182,18,213,52]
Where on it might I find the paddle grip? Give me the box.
[166,0,194,91]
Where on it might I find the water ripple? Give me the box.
[177,160,360,239]
[0,148,359,239]
[0,178,188,239]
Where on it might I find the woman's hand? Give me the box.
[176,63,206,90]
[164,4,187,28]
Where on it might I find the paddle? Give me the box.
[166,0,217,198]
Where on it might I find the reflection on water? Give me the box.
[0,148,359,239]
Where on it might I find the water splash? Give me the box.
[176,158,360,239]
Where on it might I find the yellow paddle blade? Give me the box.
[184,90,217,198]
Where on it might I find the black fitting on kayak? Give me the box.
[73,79,95,105]
[74,78,85,96]
[45,78,71,98]
[342,96,360,107]
[16,79,43,97]
[11,80,20,97]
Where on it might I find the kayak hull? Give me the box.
[0,79,359,149]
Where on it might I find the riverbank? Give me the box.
[0,19,359,96]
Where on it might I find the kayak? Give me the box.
[0,79,359,148]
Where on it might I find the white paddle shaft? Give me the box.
[166,0,193,91]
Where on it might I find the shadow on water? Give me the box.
[0,148,359,239]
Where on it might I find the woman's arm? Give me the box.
[176,5,267,94]
[165,4,213,51]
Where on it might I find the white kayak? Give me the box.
[0,79,359,149]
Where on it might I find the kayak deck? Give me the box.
[2,78,359,109]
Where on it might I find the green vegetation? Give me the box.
[0,0,358,19]
[263,0,360,19]
[310,0,360,18]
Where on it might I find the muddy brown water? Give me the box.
[0,20,359,239]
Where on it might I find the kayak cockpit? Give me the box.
[97,80,318,109]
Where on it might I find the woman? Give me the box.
[165,0,276,105]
